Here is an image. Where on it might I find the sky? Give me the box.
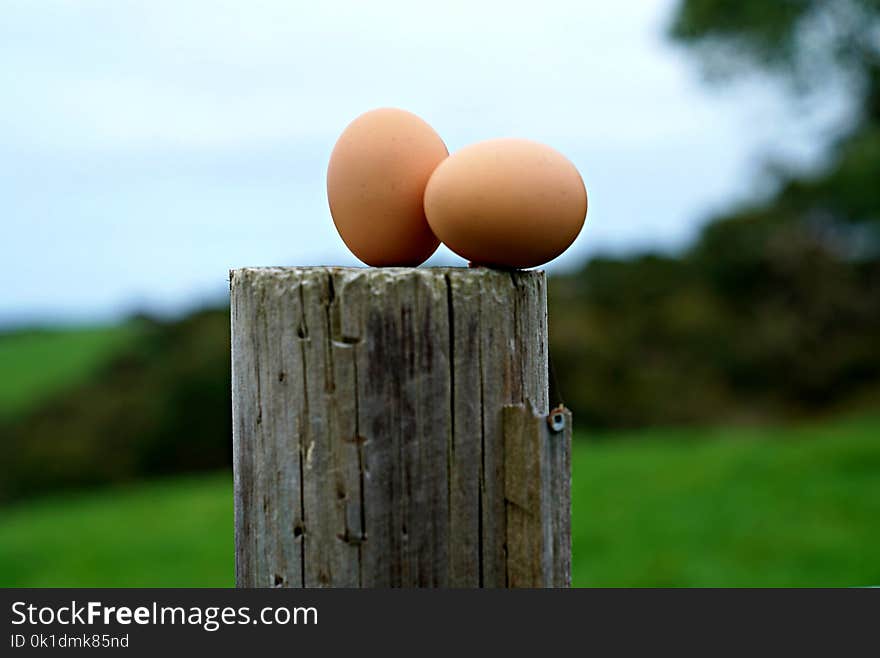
[0,0,846,325]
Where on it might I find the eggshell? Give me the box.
[327,108,448,266]
[424,138,587,268]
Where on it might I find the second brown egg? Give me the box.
[424,138,587,269]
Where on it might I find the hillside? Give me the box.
[0,324,140,419]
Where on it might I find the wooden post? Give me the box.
[230,266,571,588]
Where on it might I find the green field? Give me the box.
[0,474,234,587]
[1,416,877,587]
[572,417,880,586]
[0,324,139,419]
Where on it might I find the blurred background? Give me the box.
[1,0,878,587]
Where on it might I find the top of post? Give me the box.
[229,266,546,287]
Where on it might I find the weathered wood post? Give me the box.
[231,266,571,588]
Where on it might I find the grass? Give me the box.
[0,416,877,587]
[0,324,140,419]
[572,416,880,587]
[0,474,234,587]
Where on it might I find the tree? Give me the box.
[544,3,880,429]
[670,0,880,233]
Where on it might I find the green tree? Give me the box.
[546,2,880,429]
[670,0,880,232]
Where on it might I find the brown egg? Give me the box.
[327,108,448,266]
[424,138,587,268]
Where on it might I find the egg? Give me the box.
[424,138,587,268]
[327,108,448,266]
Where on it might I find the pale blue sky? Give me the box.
[0,1,844,324]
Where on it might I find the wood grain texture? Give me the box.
[231,266,570,588]
[503,404,572,588]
